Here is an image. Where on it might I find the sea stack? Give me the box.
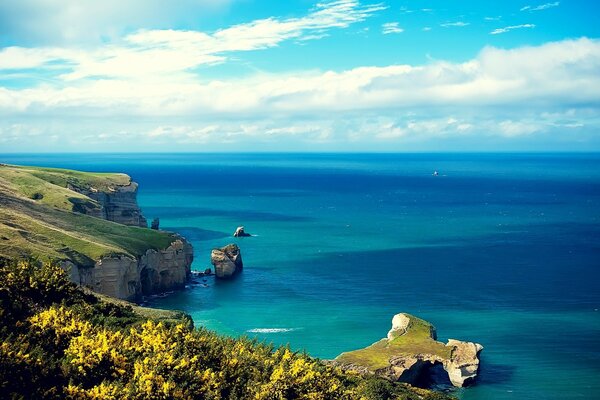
[233,226,251,237]
[211,244,243,278]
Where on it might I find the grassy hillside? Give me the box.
[0,260,452,400]
[0,164,175,266]
[336,315,451,371]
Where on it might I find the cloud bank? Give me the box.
[0,1,598,151]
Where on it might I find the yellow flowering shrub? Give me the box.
[0,260,452,400]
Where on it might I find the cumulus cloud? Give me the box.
[3,37,599,118]
[0,0,599,151]
[490,24,535,35]
[382,22,404,34]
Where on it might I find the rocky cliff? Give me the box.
[0,164,194,302]
[64,238,193,301]
[69,180,147,227]
[333,313,483,388]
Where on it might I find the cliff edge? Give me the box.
[0,164,193,301]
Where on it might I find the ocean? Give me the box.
[3,153,599,399]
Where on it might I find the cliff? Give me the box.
[334,313,483,388]
[69,180,147,227]
[63,238,193,301]
[0,164,193,301]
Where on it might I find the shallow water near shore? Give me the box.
[3,153,600,399]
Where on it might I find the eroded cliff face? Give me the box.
[65,238,193,301]
[70,181,147,227]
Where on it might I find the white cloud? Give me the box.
[0,0,237,46]
[441,21,470,27]
[490,24,535,35]
[382,22,404,35]
[423,27,432,32]
[1,38,599,119]
[0,0,385,81]
[520,2,560,12]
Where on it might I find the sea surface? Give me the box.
[3,153,600,399]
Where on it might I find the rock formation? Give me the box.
[211,244,243,278]
[333,313,483,388]
[233,226,251,237]
[70,180,147,227]
[64,238,193,301]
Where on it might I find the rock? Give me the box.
[70,180,148,227]
[387,313,411,340]
[211,244,243,278]
[151,218,160,230]
[333,313,483,389]
[233,226,251,237]
[63,237,193,301]
[443,339,484,387]
[204,268,212,275]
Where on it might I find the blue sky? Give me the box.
[0,0,599,152]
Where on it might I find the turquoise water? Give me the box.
[3,153,600,399]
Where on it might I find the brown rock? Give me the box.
[211,244,243,278]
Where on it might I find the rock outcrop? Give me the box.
[233,226,251,237]
[70,180,147,227]
[211,244,243,278]
[65,238,193,301]
[333,313,483,388]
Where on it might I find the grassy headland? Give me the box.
[0,164,175,266]
[336,315,452,371]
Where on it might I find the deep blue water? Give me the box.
[2,153,600,399]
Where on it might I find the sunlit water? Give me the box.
[4,153,599,399]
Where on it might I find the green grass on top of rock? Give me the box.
[336,314,451,371]
[0,164,176,266]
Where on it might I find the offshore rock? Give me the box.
[233,226,251,237]
[333,313,483,388]
[211,244,243,278]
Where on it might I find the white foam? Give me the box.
[247,328,297,333]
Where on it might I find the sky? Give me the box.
[0,0,599,152]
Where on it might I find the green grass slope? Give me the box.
[0,164,176,266]
[336,315,452,371]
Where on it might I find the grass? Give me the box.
[0,164,177,265]
[89,290,190,325]
[336,314,452,371]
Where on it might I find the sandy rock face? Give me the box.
[71,181,148,227]
[211,244,243,278]
[64,238,193,301]
[443,339,484,387]
[387,313,411,340]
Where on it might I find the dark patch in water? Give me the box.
[146,206,312,222]
[161,226,230,242]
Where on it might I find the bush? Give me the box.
[0,260,453,400]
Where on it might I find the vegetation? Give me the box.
[0,164,176,265]
[335,315,451,371]
[0,260,453,399]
